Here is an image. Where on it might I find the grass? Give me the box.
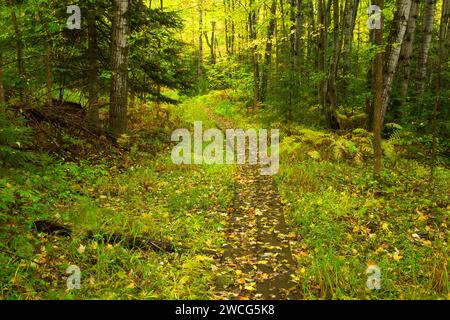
[197,90,449,300]
[0,95,236,299]
[275,148,449,299]
[1,91,448,300]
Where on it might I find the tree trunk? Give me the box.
[397,0,419,106]
[261,0,277,102]
[373,0,384,180]
[317,0,328,120]
[231,0,236,55]
[224,0,230,56]
[326,0,340,130]
[204,21,217,65]
[295,0,304,71]
[41,12,53,107]
[431,0,449,180]
[306,0,316,73]
[442,0,450,63]
[381,0,412,125]
[87,7,100,129]
[9,0,25,100]
[290,0,297,70]
[415,0,437,98]
[0,52,5,108]
[249,0,260,104]
[342,0,360,88]
[45,45,53,106]
[198,1,204,77]
[109,0,130,138]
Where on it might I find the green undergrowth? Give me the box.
[1,98,235,299]
[205,90,449,300]
[275,128,449,300]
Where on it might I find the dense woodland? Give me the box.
[0,0,448,300]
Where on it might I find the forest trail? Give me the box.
[209,109,301,300]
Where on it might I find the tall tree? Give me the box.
[326,0,340,129]
[317,0,328,121]
[381,0,412,124]
[249,0,260,104]
[109,0,130,137]
[205,21,217,65]
[8,0,25,100]
[87,6,100,128]
[224,0,230,55]
[41,4,53,106]
[294,0,304,71]
[397,0,419,106]
[0,52,5,108]
[431,0,449,179]
[341,0,360,89]
[415,0,437,98]
[260,0,277,102]
[373,0,384,180]
[198,0,204,77]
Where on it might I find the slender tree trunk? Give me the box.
[9,0,25,100]
[224,0,230,55]
[211,21,216,64]
[261,0,277,102]
[397,0,419,106]
[442,0,450,62]
[87,7,100,128]
[415,0,437,98]
[373,0,384,180]
[279,0,286,38]
[43,18,53,106]
[198,0,204,77]
[231,0,236,55]
[431,0,449,180]
[204,21,217,65]
[306,0,316,73]
[109,0,130,137]
[45,46,52,106]
[317,0,328,117]
[290,0,297,69]
[249,0,260,104]
[295,0,304,71]
[0,52,5,108]
[381,0,412,125]
[326,0,340,129]
[443,0,450,62]
[342,0,359,89]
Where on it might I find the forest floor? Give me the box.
[1,91,449,300]
[209,109,301,300]
[215,163,301,300]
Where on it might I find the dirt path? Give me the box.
[208,110,301,300]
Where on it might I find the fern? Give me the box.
[0,113,34,165]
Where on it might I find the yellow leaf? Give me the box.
[77,244,86,254]
[393,252,403,261]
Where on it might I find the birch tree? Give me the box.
[397,0,419,106]
[415,0,437,97]
[381,0,412,124]
[109,0,130,137]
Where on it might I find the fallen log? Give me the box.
[33,220,186,253]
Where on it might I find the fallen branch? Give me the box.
[33,220,187,253]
